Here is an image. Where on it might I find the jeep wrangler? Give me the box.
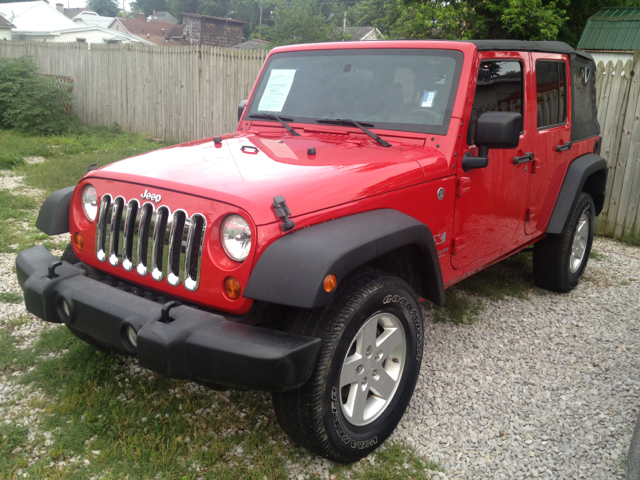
[16,40,605,462]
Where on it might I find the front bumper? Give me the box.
[16,246,321,391]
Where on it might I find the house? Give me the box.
[232,38,270,50]
[57,5,96,20]
[0,14,15,40]
[577,7,640,65]
[0,1,154,44]
[115,14,185,46]
[343,26,382,41]
[148,11,178,24]
[72,11,118,30]
[182,13,245,48]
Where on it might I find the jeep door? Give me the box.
[451,52,532,270]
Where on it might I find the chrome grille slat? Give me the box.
[96,194,206,292]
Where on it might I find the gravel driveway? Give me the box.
[1,226,639,478]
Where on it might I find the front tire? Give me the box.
[272,270,424,463]
[533,192,595,292]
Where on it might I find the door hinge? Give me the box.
[526,207,536,222]
[452,237,466,255]
[456,177,471,196]
[532,158,541,174]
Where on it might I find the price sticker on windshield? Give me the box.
[421,90,437,108]
[258,69,297,113]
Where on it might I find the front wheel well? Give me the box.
[359,244,431,302]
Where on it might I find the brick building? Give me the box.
[182,13,245,48]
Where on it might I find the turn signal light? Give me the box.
[323,274,337,292]
[73,232,84,251]
[224,277,242,300]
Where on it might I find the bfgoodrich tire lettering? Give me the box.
[272,270,424,463]
[533,193,595,292]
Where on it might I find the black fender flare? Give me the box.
[244,209,445,309]
[35,186,75,235]
[546,154,607,234]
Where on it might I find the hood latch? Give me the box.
[272,195,296,232]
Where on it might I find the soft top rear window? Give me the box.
[247,49,464,135]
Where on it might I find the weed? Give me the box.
[0,190,48,253]
[590,250,605,261]
[0,292,23,304]
[0,154,24,170]
[621,233,640,247]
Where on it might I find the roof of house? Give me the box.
[0,13,15,28]
[149,11,177,24]
[577,7,640,52]
[73,12,117,29]
[343,27,380,40]
[62,7,95,19]
[117,17,185,46]
[181,12,246,25]
[232,38,270,50]
[0,1,78,32]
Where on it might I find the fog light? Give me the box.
[126,325,138,348]
[224,277,242,300]
[60,298,71,318]
[73,232,84,251]
[323,274,337,292]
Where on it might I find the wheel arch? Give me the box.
[243,209,445,309]
[546,153,607,235]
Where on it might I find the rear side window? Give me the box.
[536,61,566,129]
[467,60,523,145]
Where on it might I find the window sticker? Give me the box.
[258,69,297,113]
[421,90,437,108]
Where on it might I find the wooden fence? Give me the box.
[0,41,268,143]
[595,51,640,240]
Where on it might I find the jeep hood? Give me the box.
[94,134,432,225]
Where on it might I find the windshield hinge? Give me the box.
[272,195,296,232]
[456,177,471,196]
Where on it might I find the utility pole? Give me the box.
[343,11,346,32]
[259,0,263,40]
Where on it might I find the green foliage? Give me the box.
[0,154,24,170]
[86,0,121,16]
[0,292,23,304]
[0,56,78,136]
[264,0,347,45]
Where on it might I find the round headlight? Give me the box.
[221,215,251,262]
[81,184,98,222]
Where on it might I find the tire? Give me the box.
[533,192,595,292]
[60,243,115,352]
[272,270,424,463]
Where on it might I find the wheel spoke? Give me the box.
[345,382,369,424]
[376,326,402,361]
[359,317,378,355]
[340,356,362,388]
[370,368,396,399]
[576,218,588,238]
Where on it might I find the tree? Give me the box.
[87,0,121,17]
[264,0,346,46]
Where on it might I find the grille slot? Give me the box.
[94,194,207,291]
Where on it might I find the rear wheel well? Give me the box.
[582,168,607,216]
[360,245,430,301]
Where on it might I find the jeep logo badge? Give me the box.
[141,189,162,204]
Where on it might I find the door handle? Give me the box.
[556,142,573,152]
[513,152,534,164]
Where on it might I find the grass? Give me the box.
[590,249,605,261]
[429,252,536,324]
[0,292,23,304]
[0,126,440,479]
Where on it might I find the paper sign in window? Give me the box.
[421,90,437,108]
[258,69,297,113]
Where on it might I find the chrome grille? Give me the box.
[95,194,207,291]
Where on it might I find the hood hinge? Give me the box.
[272,195,296,232]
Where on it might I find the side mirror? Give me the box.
[238,100,247,122]
[463,111,522,172]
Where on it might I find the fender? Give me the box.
[35,186,75,235]
[244,209,445,309]
[547,154,607,234]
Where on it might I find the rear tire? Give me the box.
[533,192,595,292]
[272,270,424,463]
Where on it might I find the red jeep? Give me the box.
[17,40,605,462]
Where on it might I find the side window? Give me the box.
[468,60,523,145]
[536,60,566,129]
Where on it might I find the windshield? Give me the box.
[247,48,463,135]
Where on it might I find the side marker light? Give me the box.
[323,274,337,292]
[224,277,242,299]
[74,232,84,251]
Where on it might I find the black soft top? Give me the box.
[471,40,575,54]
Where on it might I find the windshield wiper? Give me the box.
[248,114,300,136]
[316,119,391,147]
